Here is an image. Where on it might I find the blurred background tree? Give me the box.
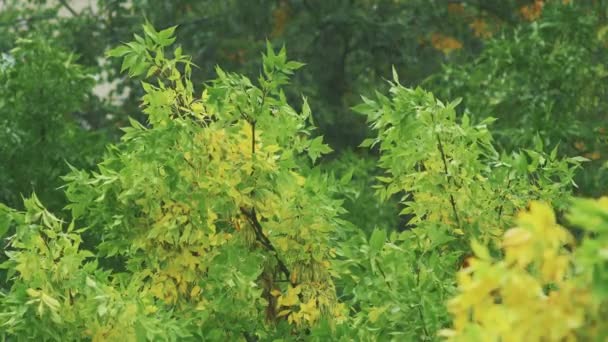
[0,0,606,227]
[0,36,106,212]
[426,2,608,197]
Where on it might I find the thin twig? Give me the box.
[251,121,256,162]
[427,108,463,230]
[412,239,431,339]
[434,132,461,228]
[496,178,512,222]
[58,0,79,17]
[376,263,392,290]
[415,262,430,339]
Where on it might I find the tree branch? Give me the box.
[376,262,392,290]
[243,332,258,342]
[58,0,79,17]
[251,121,256,160]
[414,262,430,339]
[434,133,462,228]
[496,178,512,222]
[240,207,291,280]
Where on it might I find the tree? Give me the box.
[0,36,105,212]
[2,25,343,340]
[427,1,608,196]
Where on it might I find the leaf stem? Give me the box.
[434,128,461,228]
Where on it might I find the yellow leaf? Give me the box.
[368,305,387,323]
[438,329,457,338]
[265,144,281,154]
[275,237,290,252]
[299,299,316,313]
[447,3,465,15]
[278,285,300,307]
[299,299,320,323]
[471,239,491,261]
[41,293,60,311]
[144,305,158,314]
[290,171,306,186]
[277,309,291,317]
[190,285,201,297]
[191,102,204,113]
[271,0,290,37]
[502,228,532,248]
[179,250,199,270]
[150,281,165,299]
[290,269,298,284]
[121,303,138,324]
[26,288,40,297]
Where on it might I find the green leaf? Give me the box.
[471,239,491,261]
[568,156,590,163]
[339,169,354,184]
[369,228,386,254]
[106,45,131,58]
[174,46,183,58]
[158,26,177,40]
[308,136,333,163]
[286,61,305,71]
[142,22,159,43]
[392,66,399,84]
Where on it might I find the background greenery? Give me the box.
[0,0,607,340]
[1,0,606,204]
[2,0,605,224]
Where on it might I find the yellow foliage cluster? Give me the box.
[520,1,545,21]
[430,33,463,55]
[446,2,495,39]
[469,19,493,39]
[129,126,256,305]
[274,283,346,328]
[442,202,592,341]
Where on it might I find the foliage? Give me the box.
[356,80,580,245]
[329,78,581,340]
[427,1,608,196]
[0,7,607,340]
[319,150,400,234]
[38,24,342,339]
[0,36,105,212]
[1,0,566,150]
[0,197,189,341]
[328,226,458,340]
[443,199,608,341]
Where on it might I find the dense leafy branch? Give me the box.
[432,118,462,229]
[239,206,291,280]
